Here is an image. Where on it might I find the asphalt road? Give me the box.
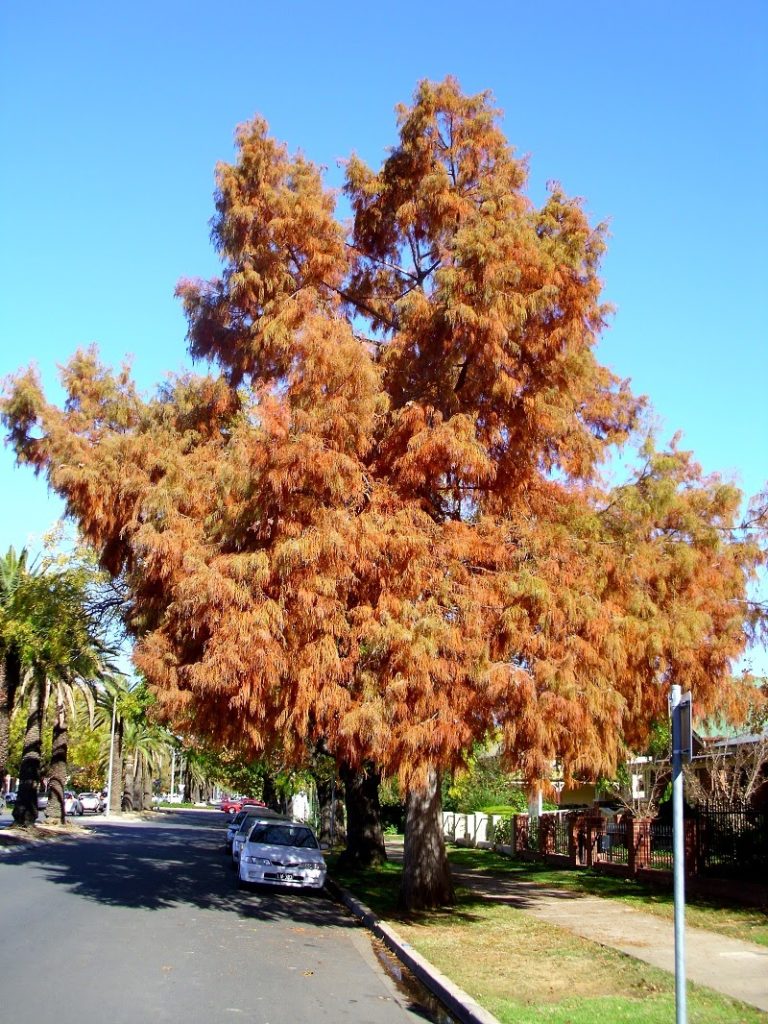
[0,808,437,1024]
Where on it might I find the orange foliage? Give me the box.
[2,79,765,794]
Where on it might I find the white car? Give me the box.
[78,792,103,814]
[231,809,288,863]
[225,809,251,849]
[64,792,83,816]
[238,820,326,890]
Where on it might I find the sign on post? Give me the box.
[675,691,693,763]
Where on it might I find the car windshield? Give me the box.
[248,824,318,849]
[236,811,278,834]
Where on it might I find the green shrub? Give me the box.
[490,817,514,844]
[445,751,528,813]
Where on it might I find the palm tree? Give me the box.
[181,748,214,804]
[12,564,108,825]
[45,672,99,823]
[0,547,31,792]
[95,677,174,813]
[95,675,131,815]
[121,720,168,811]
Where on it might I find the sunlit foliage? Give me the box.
[2,78,765,814]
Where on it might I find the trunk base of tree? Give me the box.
[45,702,68,824]
[13,677,44,827]
[315,773,345,848]
[338,763,386,868]
[399,768,454,911]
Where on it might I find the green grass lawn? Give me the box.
[445,845,768,947]
[328,848,767,1024]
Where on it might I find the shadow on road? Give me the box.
[0,809,355,927]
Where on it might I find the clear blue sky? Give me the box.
[1,3,766,669]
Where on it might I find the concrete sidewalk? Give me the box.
[388,840,768,1013]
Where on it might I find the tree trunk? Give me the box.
[121,741,135,811]
[339,763,386,867]
[399,767,454,911]
[132,757,144,810]
[315,774,345,847]
[261,772,287,814]
[46,693,68,824]
[108,717,123,814]
[0,647,21,789]
[13,675,45,827]
[143,764,153,810]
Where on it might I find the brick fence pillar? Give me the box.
[624,814,636,874]
[568,814,578,866]
[633,817,652,872]
[514,814,528,855]
[574,815,589,866]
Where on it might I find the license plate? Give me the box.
[277,872,295,881]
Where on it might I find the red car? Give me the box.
[220,796,266,815]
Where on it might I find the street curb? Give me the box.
[326,878,501,1024]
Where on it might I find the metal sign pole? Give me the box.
[105,697,117,818]
[670,683,689,1024]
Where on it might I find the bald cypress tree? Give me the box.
[3,79,764,905]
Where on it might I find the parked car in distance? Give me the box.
[220,796,266,815]
[78,792,103,814]
[231,809,288,865]
[1,790,47,811]
[238,821,326,890]
[2,790,53,811]
[64,792,83,816]
[225,810,251,849]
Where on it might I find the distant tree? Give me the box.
[0,547,30,790]
[96,675,142,815]
[64,695,105,791]
[45,673,97,823]
[2,79,765,902]
[444,746,527,814]
[11,563,107,825]
[338,761,386,868]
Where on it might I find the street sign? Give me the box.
[675,691,693,763]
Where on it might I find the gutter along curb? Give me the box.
[326,878,501,1024]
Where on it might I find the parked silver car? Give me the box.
[231,810,288,866]
[77,792,103,814]
[64,791,83,816]
[238,821,326,890]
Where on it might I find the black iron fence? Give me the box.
[466,801,767,880]
[697,803,767,879]
[552,813,570,857]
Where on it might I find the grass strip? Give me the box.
[329,852,766,1024]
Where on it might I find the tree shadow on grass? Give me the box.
[330,852,615,930]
